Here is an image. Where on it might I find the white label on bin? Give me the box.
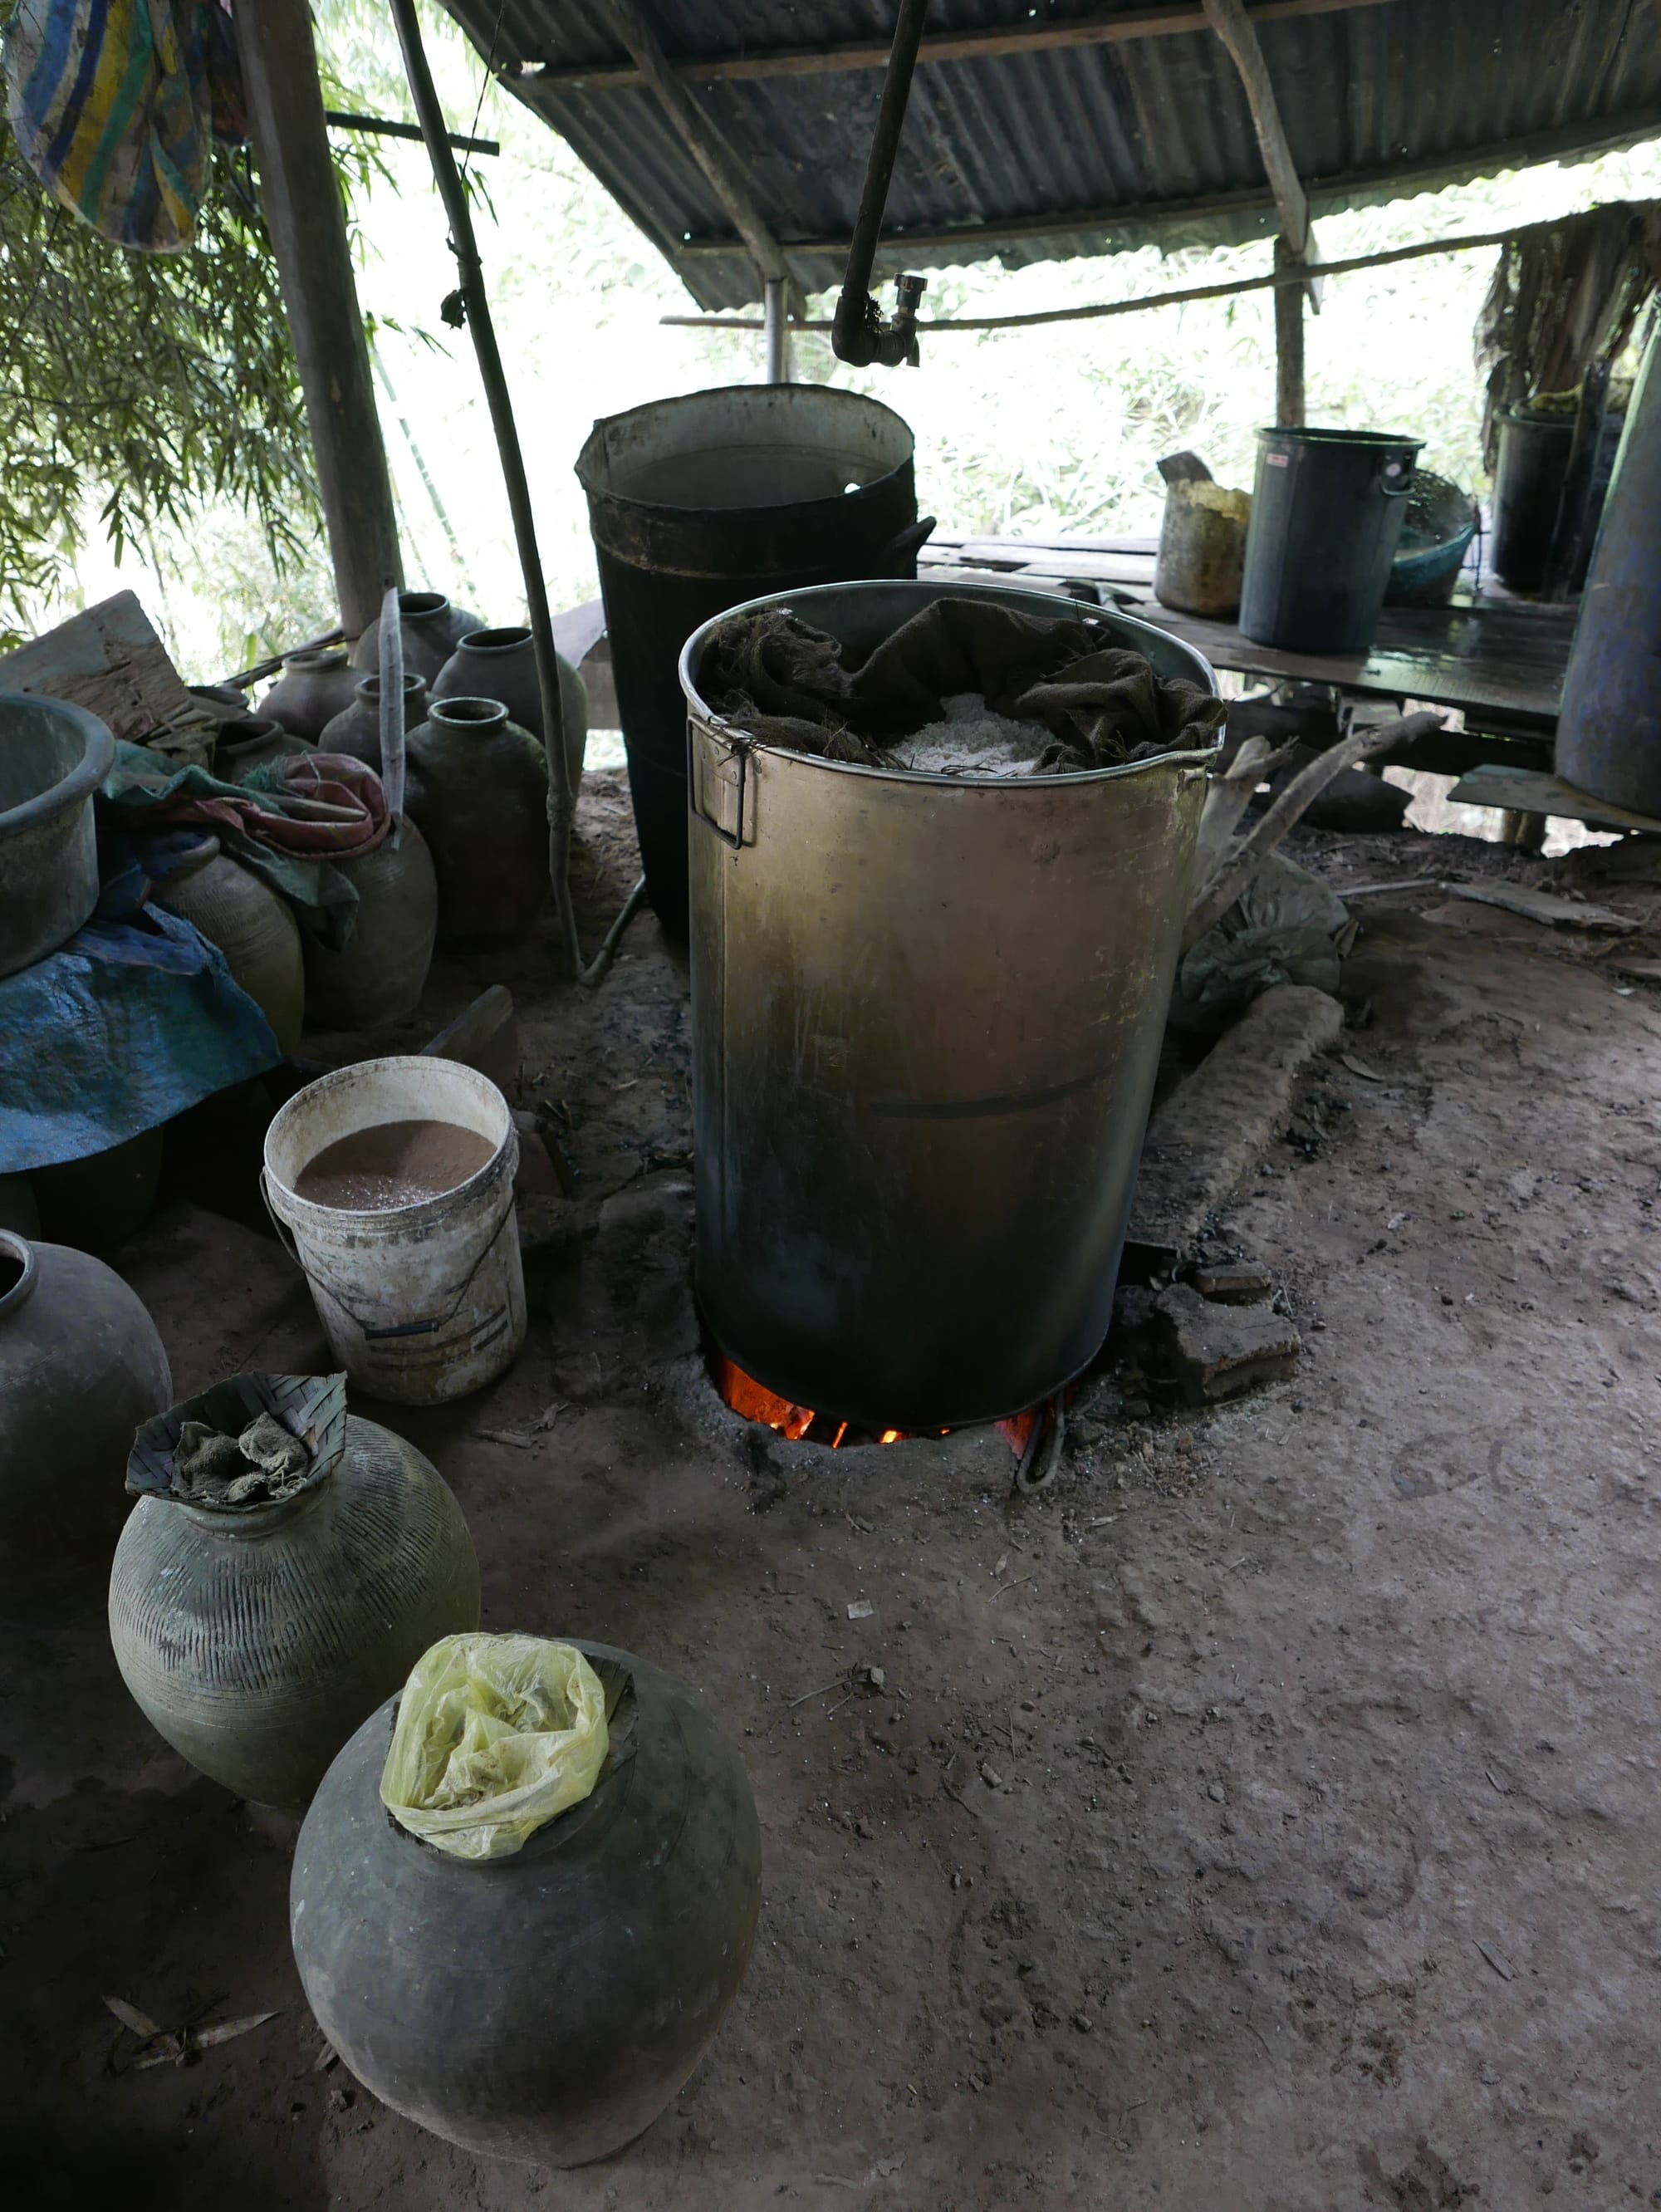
[1267,452,1290,466]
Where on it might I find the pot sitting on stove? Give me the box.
[681,578,1220,1434]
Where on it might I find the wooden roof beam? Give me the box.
[1201,0,1311,257]
[600,0,804,310]
[524,0,1393,96]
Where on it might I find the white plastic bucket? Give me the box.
[262,1057,525,1405]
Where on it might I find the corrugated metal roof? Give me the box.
[439,0,1661,310]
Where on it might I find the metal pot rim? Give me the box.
[680,575,1220,787]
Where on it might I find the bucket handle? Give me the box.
[1378,454,1416,498]
[261,1166,516,1341]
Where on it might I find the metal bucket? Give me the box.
[576,385,929,934]
[681,577,1218,1431]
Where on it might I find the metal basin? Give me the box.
[682,578,1218,1430]
[0,694,115,978]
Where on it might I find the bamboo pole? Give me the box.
[388,0,581,979]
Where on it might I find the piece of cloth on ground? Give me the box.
[698,597,1225,773]
[0,901,279,1174]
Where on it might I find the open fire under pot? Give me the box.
[682,578,1219,1438]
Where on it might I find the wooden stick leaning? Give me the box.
[1183,709,1445,952]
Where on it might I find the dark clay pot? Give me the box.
[154,835,306,1055]
[0,1232,170,1612]
[430,627,587,793]
[213,717,306,783]
[302,815,438,1030]
[320,674,429,774]
[289,1640,761,2166]
[261,650,362,740]
[350,591,481,684]
[110,1405,480,1815]
[32,1126,164,1252]
[405,698,549,951]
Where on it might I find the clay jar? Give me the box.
[302,816,439,1030]
[289,1639,762,2165]
[110,1402,480,1814]
[0,1231,170,1612]
[430,628,588,795]
[320,674,429,774]
[405,699,549,951]
[351,591,481,684]
[153,835,305,1054]
[262,648,362,740]
[213,717,306,784]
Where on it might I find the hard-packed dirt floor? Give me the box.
[6,774,1661,2210]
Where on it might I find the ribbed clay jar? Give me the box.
[302,815,438,1030]
[153,835,305,1053]
[110,1410,480,1814]
[320,674,429,774]
[430,627,588,795]
[351,592,480,684]
[0,1232,170,1613]
[405,699,550,951]
[290,1639,762,2165]
[262,648,362,739]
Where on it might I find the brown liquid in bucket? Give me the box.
[293,1119,496,1212]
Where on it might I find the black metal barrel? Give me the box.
[576,385,928,934]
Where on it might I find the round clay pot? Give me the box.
[350,592,481,684]
[110,1408,480,1814]
[405,698,549,951]
[262,649,362,740]
[290,1639,761,2165]
[153,835,305,1054]
[302,815,438,1030]
[213,717,306,784]
[430,627,588,795]
[320,674,429,774]
[32,1126,164,1251]
[0,1232,170,1612]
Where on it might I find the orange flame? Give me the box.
[714,1353,1036,1457]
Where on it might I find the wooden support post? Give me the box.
[1274,235,1306,425]
[233,0,401,636]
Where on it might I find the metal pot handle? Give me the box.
[879,514,938,572]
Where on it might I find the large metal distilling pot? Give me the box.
[576,385,929,934]
[682,578,1219,1431]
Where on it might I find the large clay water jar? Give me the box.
[405,699,549,950]
[430,627,587,795]
[0,1231,170,1611]
[32,1125,164,1250]
[351,591,480,683]
[154,835,305,1053]
[109,1375,481,1814]
[289,1638,761,2165]
[302,816,438,1030]
[262,648,361,739]
[320,674,429,775]
[213,718,306,783]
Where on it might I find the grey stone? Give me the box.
[1154,1283,1301,1404]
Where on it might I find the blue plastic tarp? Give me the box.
[0,902,279,1174]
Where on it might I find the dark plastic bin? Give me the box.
[1239,428,1422,654]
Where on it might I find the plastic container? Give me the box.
[0,693,115,978]
[1239,428,1422,653]
[1492,404,1626,593]
[262,1057,525,1404]
[1556,330,1661,813]
[1154,479,1250,616]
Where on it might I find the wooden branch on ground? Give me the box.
[1183,710,1446,950]
[527,0,1392,92]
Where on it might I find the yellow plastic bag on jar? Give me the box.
[380,1632,609,1861]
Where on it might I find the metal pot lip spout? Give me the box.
[680,575,1222,787]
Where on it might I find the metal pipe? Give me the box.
[832,0,930,365]
[763,278,791,383]
[387,0,581,978]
